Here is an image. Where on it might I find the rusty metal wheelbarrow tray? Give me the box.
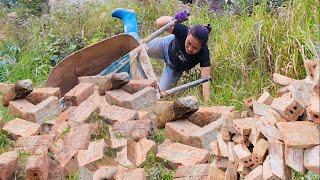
[46,34,140,96]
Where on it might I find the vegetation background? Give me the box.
[0,0,319,179]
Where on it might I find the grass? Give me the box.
[0,131,14,154]
[149,128,166,144]
[67,171,80,180]
[14,150,30,179]
[91,123,110,141]
[143,152,174,180]
[293,170,320,180]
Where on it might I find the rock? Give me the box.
[14,79,33,99]
[156,96,199,128]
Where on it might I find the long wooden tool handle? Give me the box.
[140,19,177,44]
[162,76,212,97]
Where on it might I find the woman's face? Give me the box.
[185,34,202,54]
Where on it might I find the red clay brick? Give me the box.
[15,135,53,155]
[272,73,294,86]
[106,126,127,149]
[78,75,111,86]
[165,119,201,146]
[68,99,100,125]
[253,101,285,124]
[8,99,34,119]
[3,118,41,140]
[244,165,263,180]
[190,118,224,149]
[52,123,93,153]
[9,96,61,124]
[257,91,273,105]
[276,121,320,148]
[64,83,94,106]
[140,101,172,118]
[77,139,106,166]
[307,95,320,124]
[114,146,133,168]
[252,139,269,165]
[174,164,221,180]
[114,168,146,180]
[99,105,138,125]
[28,96,61,124]
[188,106,236,127]
[48,153,63,180]
[105,89,130,107]
[156,142,211,169]
[271,96,304,121]
[233,117,256,136]
[285,146,305,174]
[217,133,229,158]
[50,124,93,174]
[123,87,158,110]
[79,157,118,180]
[156,96,199,128]
[233,144,252,167]
[210,140,221,158]
[121,79,157,94]
[138,111,151,120]
[26,154,49,180]
[127,138,157,166]
[313,62,320,95]
[88,88,110,110]
[0,83,15,106]
[98,72,129,95]
[289,80,313,108]
[112,119,153,140]
[26,87,61,105]
[244,97,255,109]
[0,151,18,180]
[304,145,320,174]
[255,116,282,141]
[55,148,78,176]
[105,87,158,110]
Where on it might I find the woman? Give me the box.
[147,10,212,102]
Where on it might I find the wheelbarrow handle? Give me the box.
[140,19,177,44]
[161,76,212,98]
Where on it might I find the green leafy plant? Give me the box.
[0,131,14,154]
[143,152,174,180]
[149,129,166,144]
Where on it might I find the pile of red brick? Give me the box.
[0,59,319,180]
[210,59,320,179]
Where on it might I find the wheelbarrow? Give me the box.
[46,8,163,96]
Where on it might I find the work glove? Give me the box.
[174,10,190,22]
